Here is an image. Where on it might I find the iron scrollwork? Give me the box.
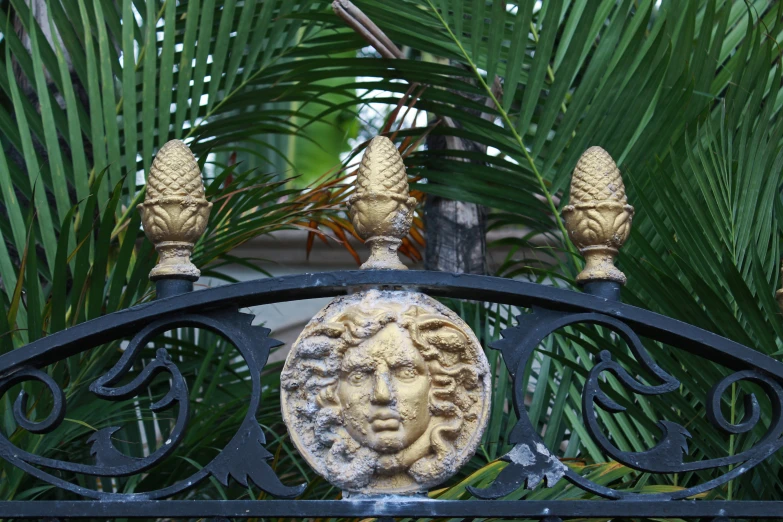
[0,309,305,500]
[2,271,783,519]
[468,306,783,501]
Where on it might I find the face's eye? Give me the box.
[348,370,370,385]
[394,367,418,381]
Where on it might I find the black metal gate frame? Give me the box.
[1,270,782,520]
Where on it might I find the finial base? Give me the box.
[564,201,633,286]
[149,241,200,282]
[575,245,627,285]
[360,237,407,270]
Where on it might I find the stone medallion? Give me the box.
[279,136,491,495]
[281,290,491,494]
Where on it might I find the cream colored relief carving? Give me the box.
[281,291,491,495]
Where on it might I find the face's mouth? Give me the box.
[370,410,401,431]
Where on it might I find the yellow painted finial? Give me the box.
[138,140,212,281]
[563,146,634,285]
[348,136,417,270]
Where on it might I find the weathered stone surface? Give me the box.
[281,290,491,495]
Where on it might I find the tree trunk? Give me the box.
[424,134,488,274]
[423,72,501,275]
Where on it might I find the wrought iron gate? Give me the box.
[1,139,782,520]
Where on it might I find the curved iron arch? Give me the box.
[0,270,778,378]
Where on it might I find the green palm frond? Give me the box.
[3,0,783,510]
[0,0,372,337]
[326,0,783,259]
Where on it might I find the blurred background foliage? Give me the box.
[1,0,783,518]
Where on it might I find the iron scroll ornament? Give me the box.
[1,271,783,505]
[467,307,783,501]
[0,309,305,500]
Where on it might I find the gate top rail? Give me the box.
[0,270,778,381]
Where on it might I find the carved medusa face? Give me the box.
[336,323,431,453]
[281,290,491,495]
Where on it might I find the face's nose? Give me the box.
[371,370,392,405]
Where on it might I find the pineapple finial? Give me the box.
[348,136,417,270]
[563,146,634,286]
[139,140,212,282]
